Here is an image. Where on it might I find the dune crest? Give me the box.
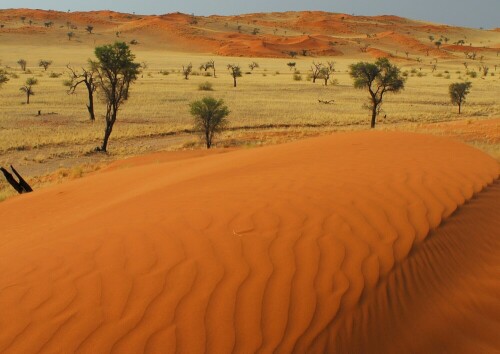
[0,131,498,353]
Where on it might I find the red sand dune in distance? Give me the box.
[2,9,499,58]
[0,131,499,353]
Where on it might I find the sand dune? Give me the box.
[0,131,498,353]
[1,9,499,58]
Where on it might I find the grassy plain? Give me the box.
[0,43,499,200]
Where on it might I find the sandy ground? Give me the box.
[0,131,498,353]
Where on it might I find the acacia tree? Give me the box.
[38,59,53,71]
[65,63,98,121]
[93,42,140,152]
[227,64,241,87]
[67,32,74,40]
[319,61,335,86]
[20,77,37,104]
[349,58,405,128]
[200,59,216,77]
[190,97,230,149]
[17,59,27,71]
[287,62,296,71]
[449,82,471,114]
[86,25,94,34]
[248,61,259,71]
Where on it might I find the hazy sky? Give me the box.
[2,0,499,29]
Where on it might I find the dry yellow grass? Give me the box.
[0,41,499,200]
[0,45,499,153]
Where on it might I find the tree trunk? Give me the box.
[371,105,377,128]
[26,92,30,104]
[205,129,211,149]
[213,68,216,78]
[233,77,237,87]
[101,109,116,152]
[87,89,95,121]
[101,123,113,152]
[458,103,461,114]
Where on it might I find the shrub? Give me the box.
[190,97,230,149]
[49,72,62,78]
[293,73,302,81]
[198,81,213,91]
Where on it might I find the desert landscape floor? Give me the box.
[0,131,499,353]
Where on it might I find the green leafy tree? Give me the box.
[93,42,140,151]
[20,77,37,104]
[349,58,405,128]
[190,97,230,149]
[227,64,242,87]
[449,82,471,114]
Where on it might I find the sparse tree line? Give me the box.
[0,42,482,155]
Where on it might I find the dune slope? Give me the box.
[0,131,498,353]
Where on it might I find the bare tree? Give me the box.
[200,59,216,77]
[140,61,148,78]
[17,59,27,71]
[319,61,335,86]
[85,25,94,34]
[38,59,53,71]
[182,63,193,80]
[20,77,37,104]
[311,62,323,83]
[227,64,242,87]
[65,63,98,121]
[0,69,9,87]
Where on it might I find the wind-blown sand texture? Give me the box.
[0,131,499,353]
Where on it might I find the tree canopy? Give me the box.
[349,58,405,128]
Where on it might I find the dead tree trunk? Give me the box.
[0,165,33,194]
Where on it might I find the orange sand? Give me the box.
[2,9,498,58]
[0,131,499,353]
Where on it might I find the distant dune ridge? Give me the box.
[0,131,499,353]
[0,9,499,58]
